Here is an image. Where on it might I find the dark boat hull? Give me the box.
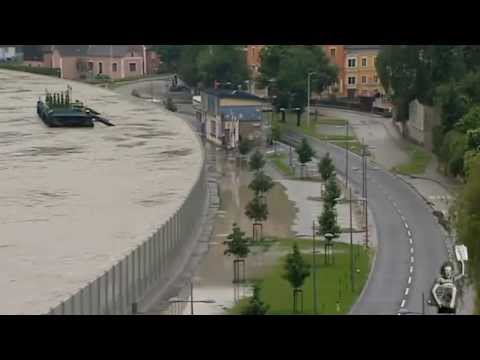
[37,101,94,128]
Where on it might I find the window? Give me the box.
[347,58,357,68]
[129,63,137,72]
[210,120,217,137]
[362,57,368,67]
[348,76,356,85]
[112,63,118,72]
[362,76,367,84]
[330,48,336,57]
[88,62,94,71]
[98,62,103,74]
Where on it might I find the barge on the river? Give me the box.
[36,87,113,128]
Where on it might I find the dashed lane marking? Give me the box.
[410,266,414,274]
[401,300,406,308]
[405,288,410,296]
[410,257,415,264]
[408,277,412,285]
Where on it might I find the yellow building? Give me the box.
[344,45,384,98]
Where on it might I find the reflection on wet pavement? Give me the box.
[161,146,298,315]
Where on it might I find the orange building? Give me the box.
[321,45,346,96]
[245,45,264,79]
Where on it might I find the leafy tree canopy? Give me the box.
[318,152,336,182]
[249,171,274,196]
[296,138,316,165]
[283,243,311,290]
[241,284,270,315]
[224,223,250,259]
[259,45,338,112]
[245,196,269,223]
[318,203,341,239]
[249,150,266,172]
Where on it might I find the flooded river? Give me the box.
[0,70,202,314]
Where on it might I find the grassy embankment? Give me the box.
[228,238,372,315]
[392,144,432,175]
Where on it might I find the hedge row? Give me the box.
[0,64,61,77]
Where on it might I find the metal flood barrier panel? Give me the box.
[47,165,207,315]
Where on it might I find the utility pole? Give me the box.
[362,140,369,249]
[190,281,194,315]
[349,188,355,292]
[312,220,318,315]
[307,72,316,127]
[345,120,349,193]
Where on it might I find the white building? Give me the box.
[0,46,16,61]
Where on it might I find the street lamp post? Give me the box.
[168,278,215,315]
[312,221,318,314]
[307,72,316,127]
[349,187,355,293]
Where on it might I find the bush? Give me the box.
[0,63,61,77]
[164,97,178,112]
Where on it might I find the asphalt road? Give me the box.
[285,131,449,315]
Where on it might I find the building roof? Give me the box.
[219,106,263,122]
[55,45,89,57]
[86,45,144,58]
[345,45,382,51]
[49,45,144,58]
[22,45,45,61]
[204,88,264,101]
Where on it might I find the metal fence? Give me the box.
[47,163,207,315]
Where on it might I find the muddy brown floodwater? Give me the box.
[161,146,298,315]
[0,70,203,314]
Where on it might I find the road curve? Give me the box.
[285,131,448,315]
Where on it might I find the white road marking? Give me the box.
[410,257,415,263]
[409,238,413,245]
[408,230,412,237]
[410,247,414,254]
[393,202,398,208]
[405,223,409,230]
[408,277,412,285]
[405,288,410,296]
[410,266,414,274]
[401,300,406,308]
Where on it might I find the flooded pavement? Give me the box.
[161,144,369,315]
[0,70,203,314]
[160,145,297,315]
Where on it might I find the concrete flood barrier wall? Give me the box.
[48,164,207,315]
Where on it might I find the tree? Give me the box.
[296,138,316,178]
[152,45,185,71]
[249,150,266,172]
[245,195,268,241]
[177,45,206,88]
[283,242,311,313]
[318,203,341,239]
[271,123,282,153]
[318,152,335,182]
[259,46,338,115]
[224,223,250,283]
[224,223,250,259]
[455,155,480,310]
[238,138,253,156]
[196,45,249,88]
[240,284,269,315]
[248,171,274,197]
[324,175,341,208]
